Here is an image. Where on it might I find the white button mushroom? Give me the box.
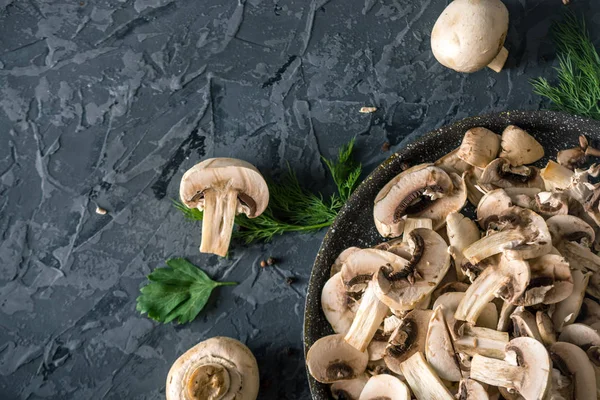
[179,158,269,256]
[166,336,259,400]
[431,0,510,73]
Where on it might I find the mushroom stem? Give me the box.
[344,282,389,352]
[463,230,526,264]
[399,352,454,400]
[487,46,509,73]
[454,325,510,359]
[455,268,510,324]
[470,355,521,389]
[200,190,239,256]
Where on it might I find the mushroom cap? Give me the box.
[458,379,490,400]
[499,125,545,166]
[358,374,411,400]
[179,158,269,217]
[306,334,369,383]
[330,374,369,400]
[431,0,509,73]
[330,247,361,276]
[383,309,433,374]
[477,188,513,229]
[373,165,455,237]
[534,191,569,218]
[505,337,552,400]
[552,269,591,332]
[322,272,356,335]
[367,340,388,361]
[558,323,600,348]
[479,158,545,191]
[536,311,557,346]
[517,254,573,306]
[510,307,542,342]
[432,291,498,329]
[414,172,467,230]
[457,128,501,168]
[341,248,410,291]
[425,306,462,382]
[550,341,597,400]
[373,229,450,311]
[166,336,259,400]
[435,147,471,175]
[546,214,595,247]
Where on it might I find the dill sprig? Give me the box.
[531,11,600,119]
[174,139,361,243]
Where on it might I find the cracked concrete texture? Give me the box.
[0,0,598,399]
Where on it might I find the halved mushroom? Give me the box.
[546,214,595,248]
[463,207,551,263]
[383,309,432,374]
[446,212,481,281]
[470,337,551,400]
[322,272,356,335]
[425,306,462,382]
[166,336,259,400]
[457,128,501,168]
[479,158,545,191]
[552,269,591,332]
[536,311,557,346]
[455,254,530,324]
[180,158,269,256]
[499,126,545,166]
[331,247,361,276]
[399,352,454,400]
[373,229,450,312]
[550,342,597,399]
[331,374,369,400]
[515,254,573,306]
[374,165,455,237]
[344,281,390,352]
[510,307,542,342]
[458,379,490,400]
[476,188,513,229]
[358,374,411,400]
[307,334,369,383]
[341,248,410,292]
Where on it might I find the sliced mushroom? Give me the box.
[457,128,501,168]
[383,315,403,336]
[322,272,356,335]
[341,248,410,292]
[516,254,573,306]
[546,214,595,248]
[552,269,591,332]
[425,306,462,382]
[550,342,597,399]
[431,281,469,304]
[465,167,485,207]
[373,229,450,312]
[403,218,433,240]
[540,160,574,191]
[510,307,542,342]
[578,298,600,326]
[476,188,513,229]
[558,323,600,349]
[416,172,467,230]
[433,291,498,330]
[358,374,411,400]
[504,187,541,210]
[558,147,587,170]
[399,352,454,400]
[166,336,259,400]
[331,374,369,400]
[383,309,432,374]
[457,378,490,400]
[454,323,510,359]
[446,212,481,281]
[374,165,455,237]
[533,191,569,218]
[366,339,388,362]
[497,301,516,332]
[331,247,361,276]
[479,158,545,191]
[470,337,551,400]
[463,207,551,263]
[345,282,390,352]
[307,334,369,383]
[435,147,471,175]
[536,311,557,346]
[499,125,545,166]
[180,158,269,256]
[455,254,530,324]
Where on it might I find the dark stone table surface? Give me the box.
[1,0,598,399]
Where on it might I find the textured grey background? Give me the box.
[0,0,598,399]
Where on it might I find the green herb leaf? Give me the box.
[531,11,600,119]
[136,258,236,324]
[173,139,361,243]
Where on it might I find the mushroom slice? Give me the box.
[510,307,542,342]
[344,282,389,352]
[373,165,454,237]
[516,254,573,306]
[403,218,433,240]
[322,272,356,335]
[414,172,467,230]
[367,340,388,362]
[331,374,369,400]
[470,337,551,400]
[431,281,470,304]
[383,315,403,336]
[540,160,574,191]
[552,270,591,332]
[465,167,485,207]
[536,311,557,346]
[558,323,600,348]
[433,291,498,329]
[331,247,361,276]
[457,379,490,400]
[550,342,597,400]
[504,187,541,210]
[534,191,569,218]
[463,207,551,263]
[166,336,259,400]
[479,158,545,191]
[383,309,432,374]
[358,374,411,400]
[435,147,471,175]
[455,254,530,324]
[499,126,545,166]
[476,188,513,229]
[399,352,454,400]
[578,298,600,326]
[425,306,462,382]
[374,229,450,311]
[446,212,480,281]
[497,301,516,332]
[558,147,587,170]
[341,248,410,292]
[306,334,369,383]
[546,214,595,247]
[457,128,501,168]
[180,158,269,256]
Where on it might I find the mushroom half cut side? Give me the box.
[180,158,269,256]
[166,336,259,400]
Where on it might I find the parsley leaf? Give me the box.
[136,258,236,324]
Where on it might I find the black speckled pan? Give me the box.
[303,110,600,399]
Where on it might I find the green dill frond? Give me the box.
[323,138,362,201]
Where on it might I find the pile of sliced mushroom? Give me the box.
[308,125,600,400]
